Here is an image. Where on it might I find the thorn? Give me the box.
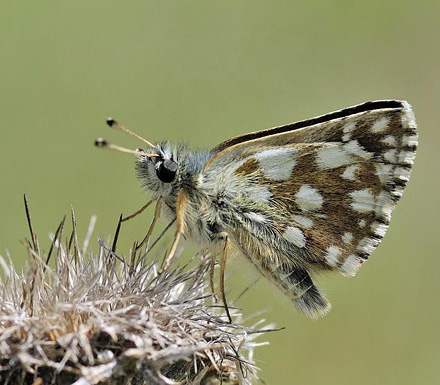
[45,215,66,269]
[111,214,123,253]
[23,194,39,255]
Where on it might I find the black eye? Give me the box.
[156,159,178,183]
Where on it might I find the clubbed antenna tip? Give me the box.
[102,117,157,148]
[94,137,108,147]
[106,117,116,127]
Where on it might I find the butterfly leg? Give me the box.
[218,232,232,323]
[209,253,218,301]
[159,190,186,274]
[136,197,162,251]
[121,199,154,223]
[280,267,331,319]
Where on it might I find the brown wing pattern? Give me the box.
[203,101,417,317]
[206,100,417,276]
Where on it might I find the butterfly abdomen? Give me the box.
[228,218,330,318]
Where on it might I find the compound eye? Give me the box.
[156,159,178,183]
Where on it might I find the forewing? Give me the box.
[211,100,406,153]
[204,100,417,276]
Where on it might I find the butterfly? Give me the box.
[95,100,417,321]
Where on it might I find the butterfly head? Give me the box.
[95,118,184,198]
[135,142,182,196]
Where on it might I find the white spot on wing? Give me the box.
[350,188,396,221]
[292,215,313,229]
[392,187,404,198]
[349,189,375,213]
[324,246,340,267]
[343,121,357,134]
[244,212,267,223]
[382,135,397,147]
[358,219,366,228]
[375,163,393,184]
[316,146,354,169]
[394,166,411,181]
[283,226,306,248]
[371,117,389,133]
[384,149,397,163]
[295,185,324,212]
[340,255,361,277]
[357,237,379,254]
[342,232,353,244]
[402,134,418,147]
[398,150,415,165]
[254,148,298,181]
[370,221,388,238]
[247,185,272,204]
[344,140,372,160]
[375,191,394,221]
[342,164,359,181]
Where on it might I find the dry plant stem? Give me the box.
[23,194,39,255]
[111,214,123,253]
[69,206,80,264]
[0,202,271,385]
[44,215,66,269]
[135,218,176,270]
[82,214,97,254]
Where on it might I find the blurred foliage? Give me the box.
[1,1,439,384]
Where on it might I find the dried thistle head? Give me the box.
[0,200,273,385]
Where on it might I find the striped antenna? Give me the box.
[106,118,156,149]
[94,138,158,158]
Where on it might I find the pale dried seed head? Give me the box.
[0,210,272,385]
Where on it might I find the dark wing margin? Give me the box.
[212,100,404,153]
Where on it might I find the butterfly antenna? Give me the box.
[106,118,157,149]
[94,138,158,158]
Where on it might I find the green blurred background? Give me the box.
[1,1,439,384]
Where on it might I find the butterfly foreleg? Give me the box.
[121,199,154,223]
[159,189,187,274]
[136,197,162,251]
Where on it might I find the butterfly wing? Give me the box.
[202,100,417,317]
